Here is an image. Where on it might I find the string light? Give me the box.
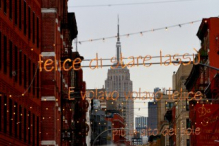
[77,20,201,44]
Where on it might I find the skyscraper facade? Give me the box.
[135,117,147,134]
[105,18,134,140]
[147,102,158,130]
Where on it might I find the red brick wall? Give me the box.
[0,0,41,145]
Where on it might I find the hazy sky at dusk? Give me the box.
[68,0,219,117]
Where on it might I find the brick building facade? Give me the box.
[0,0,84,145]
[0,0,41,145]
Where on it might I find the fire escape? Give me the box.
[60,6,88,145]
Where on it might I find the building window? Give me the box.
[19,50,22,85]
[23,1,26,35]
[186,99,189,111]
[32,12,35,43]
[37,17,39,48]
[9,99,12,135]
[28,7,31,40]
[37,116,39,146]
[28,59,31,93]
[4,95,7,133]
[187,139,190,146]
[14,0,17,25]
[4,0,6,14]
[24,108,27,142]
[0,95,1,131]
[37,69,39,98]
[9,41,13,78]
[19,105,22,140]
[186,119,191,129]
[3,35,7,74]
[24,55,26,88]
[165,102,174,110]
[33,63,35,95]
[0,32,1,70]
[19,0,21,29]
[28,111,31,144]
[32,114,35,145]
[14,102,18,137]
[14,46,18,82]
[9,0,12,19]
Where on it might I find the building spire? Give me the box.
[116,15,121,63]
[117,15,120,42]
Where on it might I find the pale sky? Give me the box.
[68,0,219,118]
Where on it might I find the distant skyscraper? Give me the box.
[147,102,158,130]
[135,117,147,134]
[105,17,134,140]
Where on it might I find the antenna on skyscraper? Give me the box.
[116,15,121,63]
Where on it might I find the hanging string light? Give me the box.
[77,20,201,44]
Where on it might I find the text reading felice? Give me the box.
[38,49,200,72]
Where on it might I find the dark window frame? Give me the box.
[9,0,12,19]
[9,99,12,135]
[14,0,17,25]
[4,95,7,133]
[19,0,21,29]
[23,1,26,35]
[19,50,22,85]
[19,105,22,140]
[14,46,18,82]
[24,108,27,142]
[28,6,31,40]
[32,12,35,43]
[3,35,7,74]
[4,0,7,14]
[9,41,13,78]
[28,59,31,93]
[33,63,35,95]
[28,111,31,144]
[37,17,39,48]
[0,32,1,70]
[24,54,26,88]
[14,102,18,137]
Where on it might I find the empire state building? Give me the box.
[105,18,134,140]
